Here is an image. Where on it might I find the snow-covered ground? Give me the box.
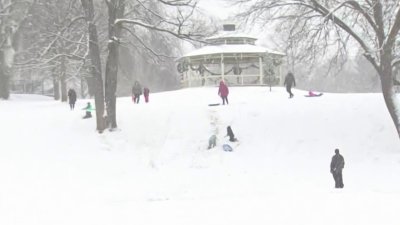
[1,87,400,225]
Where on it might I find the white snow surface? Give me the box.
[206,31,257,41]
[1,87,400,225]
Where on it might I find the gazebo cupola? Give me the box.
[177,24,285,87]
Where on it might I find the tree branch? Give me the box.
[385,3,400,48]
[157,0,196,7]
[115,18,205,42]
[121,26,172,59]
[308,0,378,67]
[39,16,86,58]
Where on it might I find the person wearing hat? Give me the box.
[330,148,345,188]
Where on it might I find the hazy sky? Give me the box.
[196,0,237,21]
[180,0,278,51]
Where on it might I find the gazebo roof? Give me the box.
[206,32,257,41]
[181,44,285,59]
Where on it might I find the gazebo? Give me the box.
[177,24,285,87]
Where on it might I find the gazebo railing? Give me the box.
[181,73,280,87]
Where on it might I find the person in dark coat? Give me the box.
[226,126,237,142]
[330,148,345,188]
[132,81,142,104]
[143,87,150,103]
[284,72,296,98]
[218,80,229,105]
[67,88,77,110]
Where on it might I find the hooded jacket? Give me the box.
[218,81,229,97]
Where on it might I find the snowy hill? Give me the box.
[1,87,400,225]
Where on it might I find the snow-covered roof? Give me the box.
[206,32,257,41]
[181,44,285,59]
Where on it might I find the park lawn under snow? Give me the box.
[1,87,400,225]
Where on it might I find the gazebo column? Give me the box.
[188,58,192,87]
[241,54,244,85]
[279,63,283,85]
[221,54,224,82]
[259,56,263,85]
[204,57,208,86]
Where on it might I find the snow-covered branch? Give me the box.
[135,0,181,27]
[385,3,400,48]
[309,0,373,57]
[115,18,205,42]
[69,49,89,82]
[392,57,400,67]
[39,16,86,58]
[45,31,87,47]
[334,1,379,35]
[158,0,196,7]
[121,26,172,60]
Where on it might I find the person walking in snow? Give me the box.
[226,126,237,142]
[143,87,150,103]
[132,81,142,104]
[284,72,296,98]
[330,148,345,188]
[218,80,229,105]
[82,102,93,119]
[67,88,77,110]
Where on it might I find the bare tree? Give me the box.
[104,0,125,130]
[117,0,188,94]
[0,0,36,99]
[81,0,106,132]
[14,0,89,101]
[102,0,208,130]
[233,0,400,138]
[78,0,210,131]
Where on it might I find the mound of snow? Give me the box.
[0,87,399,225]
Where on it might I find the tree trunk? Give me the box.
[0,63,10,99]
[105,45,118,129]
[80,75,85,98]
[81,0,106,133]
[104,0,125,130]
[53,73,60,100]
[105,43,119,129]
[60,56,67,102]
[0,36,14,100]
[379,51,400,138]
[0,0,29,100]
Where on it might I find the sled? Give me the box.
[222,144,233,152]
[208,103,221,106]
[82,108,96,111]
[304,93,323,97]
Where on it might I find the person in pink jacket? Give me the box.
[218,80,229,105]
[143,87,150,103]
